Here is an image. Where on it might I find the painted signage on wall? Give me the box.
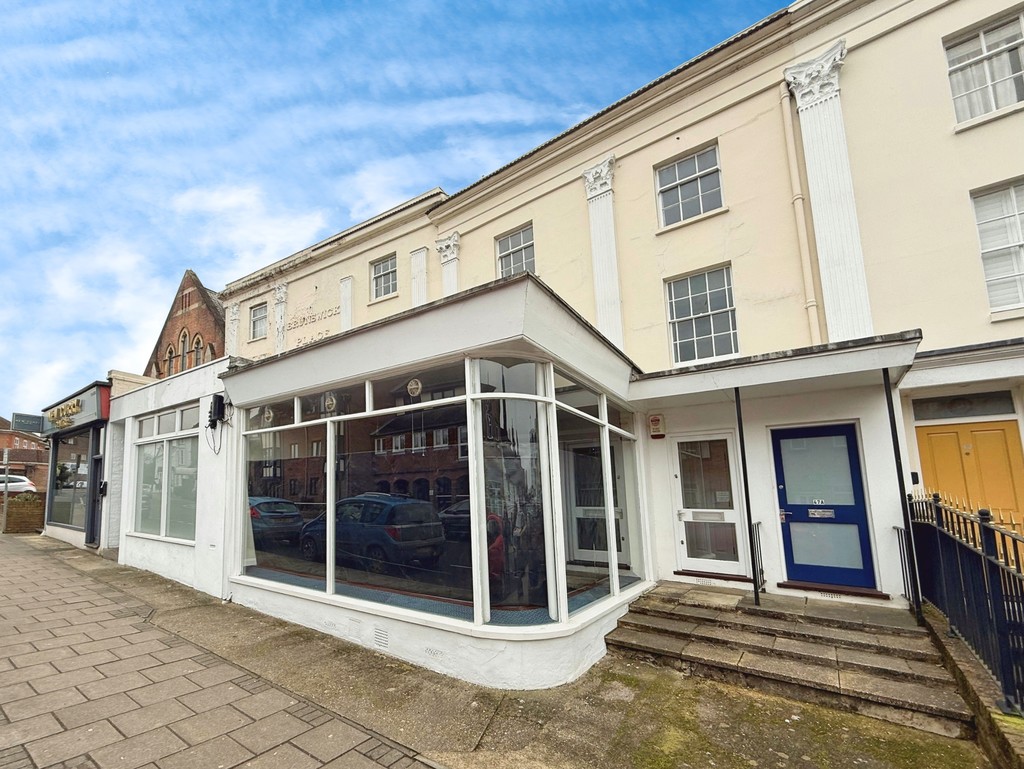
[288,303,341,348]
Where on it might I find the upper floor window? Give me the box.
[657,145,722,226]
[973,182,1024,310]
[947,13,1024,122]
[497,224,535,277]
[250,303,268,340]
[372,255,398,300]
[392,434,407,453]
[667,265,737,364]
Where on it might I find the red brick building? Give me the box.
[0,416,49,491]
[144,270,225,378]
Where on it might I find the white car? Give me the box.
[0,475,37,493]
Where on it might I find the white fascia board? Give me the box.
[110,359,229,420]
[222,277,634,407]
[900,353,1024,391]
[630,337,920,405]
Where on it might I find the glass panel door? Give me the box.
[673,435,746,576]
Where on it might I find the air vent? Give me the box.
[425,647,445,660]
[819,592,843,600]
[373,625,389,649]
[696,578,716,586]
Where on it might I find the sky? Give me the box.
[0,0,785,424]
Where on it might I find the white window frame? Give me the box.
[457,425,469,460]
[392,434,406,454]
[973,182,1024,311]
[433,427,449,449]
[250,303,268,340]
[412,431,426,453]
[946,12,1024,123]
[310,439,323,457]
[131,404,200,541]
[374,437,386,455]
[371,254,398,300]
[656,145,723,227]
[667,265,738,365]
[496,224,535,277]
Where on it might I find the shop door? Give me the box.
[673,435,746,576]
[916,420,1024,516]
[565,446,628,565]
[771,424,875,589]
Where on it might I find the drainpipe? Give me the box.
[734,387,761,606]
[780,82,822,345]
[882,368,923,621]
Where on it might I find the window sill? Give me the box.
[989,305,1024,323]
[369,292,399,306]
[657,206,729,235]
[247,336,267,344]
[126,532,196,547]
[953,101,1024,134]
[672,350,742,368]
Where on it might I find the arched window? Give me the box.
[412,478,430,501]
[165,346,175,376]
[394,479,409,495]
[192,335,203,368]
[179,330,190,371]
[205,343,216,363]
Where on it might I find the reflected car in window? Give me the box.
[248,496,305,546]
[438,499,470,540]
[0,475,36,494]
[300,493,445,572]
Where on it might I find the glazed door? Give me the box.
[673,435,746,576]
[916,420,1024,516]
[566,446,628,565]
[771,424,875,589]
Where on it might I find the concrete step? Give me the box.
[618,612,951,685]
[606,626,973,740]
[628,602,941,662]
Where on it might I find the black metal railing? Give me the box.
[910,492,1024,712]
[751,521,766,594]
[893,524,921,615]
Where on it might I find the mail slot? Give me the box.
[808,508,835,518]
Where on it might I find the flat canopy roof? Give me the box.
[629,331,922,408]
[221,273,640,408]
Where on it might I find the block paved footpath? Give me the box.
[0,534,442,769]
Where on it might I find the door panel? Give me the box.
[673,435,746,576]
[916,420,1024,515]
[771,424,875,589]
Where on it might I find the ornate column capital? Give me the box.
[273,282,288,304]
[436,231,460,264]
[582,156,615,199]
[784,40,846,110]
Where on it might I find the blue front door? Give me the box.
[771,424,876,589]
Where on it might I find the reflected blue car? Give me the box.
[299,493,444,572]
[249,496,305,546]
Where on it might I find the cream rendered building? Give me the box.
[104,0,1024,688]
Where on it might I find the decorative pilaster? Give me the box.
[436,232,460,297]
[339,277,353,332]
[410,247,428,307]
[226,302,240,356]
[582,157,624,347]
[273,282,287,353]
[784,40,873,341]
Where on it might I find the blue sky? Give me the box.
[0,0,784,423]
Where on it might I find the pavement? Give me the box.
[0,533,996,769]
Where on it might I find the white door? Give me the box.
[565,445,629,565]
[672,434,747,577]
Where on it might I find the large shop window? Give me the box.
[49,428,97,528]
[133,405,200,540]
[239,358,643,628]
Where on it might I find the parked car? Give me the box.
[438,498,470,539]
[248,496,305,546]
[300,493,444,572]
[0,475,36,494]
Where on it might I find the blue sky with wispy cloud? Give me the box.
[0,0,783,422]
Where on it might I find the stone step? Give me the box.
[606,627,974,740]
[626,603,941,663]
[618,612,951,685]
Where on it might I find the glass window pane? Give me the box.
[157,413,176,434]
[684,521,738,562]
[167,438,197,539]
[696,147,717,172]
[180,406,200,431]
[554,368,600,413]
[790,522,864,569]
[246,399,295,430]
[138,418,154,439]
[135,443,164,535]
[479,359,538,396]
[49,429,91,528]
[677,156,697,179]
[678,440,733,510]
[663,205,681,226]
[779,436,855,505]
[657,166,676,187]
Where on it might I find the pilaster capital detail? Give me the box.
[228,302,240,322]
[436,231,460,264]
[273,282,288,305]
[784,40,846,110]
[582,156,615,199]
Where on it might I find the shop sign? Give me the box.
[42,386,108,434]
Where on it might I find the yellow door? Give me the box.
[916,420,1024,517]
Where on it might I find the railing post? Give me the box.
[979,508,1020,712]
[931,493,956,637]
